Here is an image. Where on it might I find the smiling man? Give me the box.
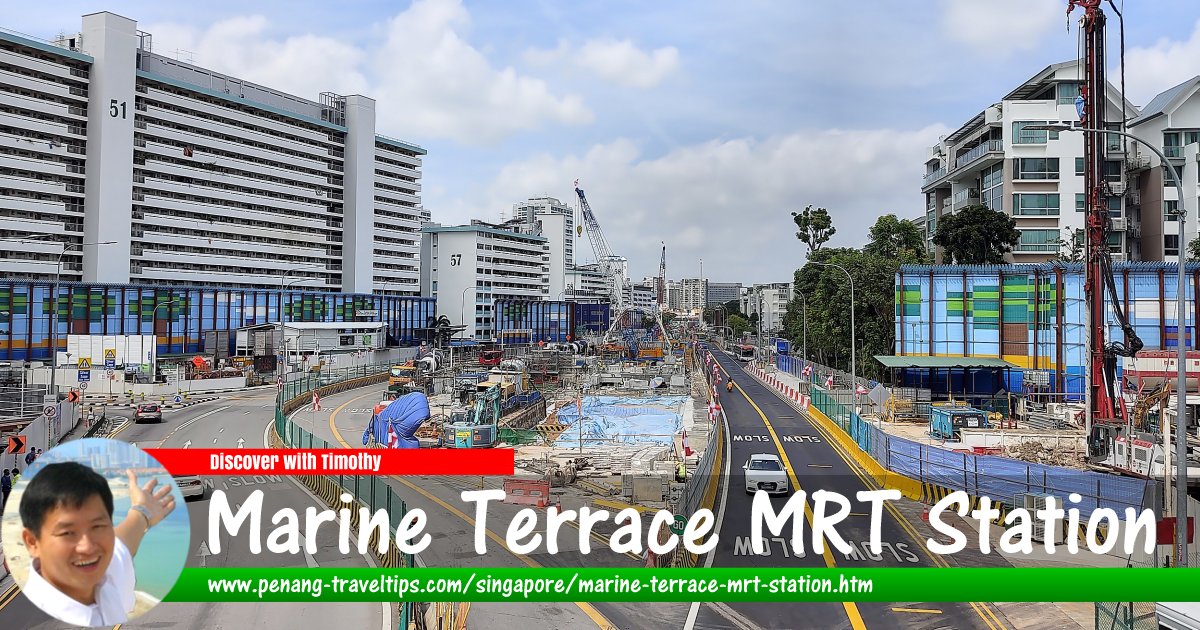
[18,461,176,627]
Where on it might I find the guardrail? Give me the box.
[271,362,420,629]
[668,346,724,569]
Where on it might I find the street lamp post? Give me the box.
[460,286,473,340]
[48,241,116,403]
[1031,123,1189,566]
[809,261,859,418]
[277,275,317,376]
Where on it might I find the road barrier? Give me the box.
[668,348,726,569]
[271,361,426,629]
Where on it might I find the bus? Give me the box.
[733,344,756,362]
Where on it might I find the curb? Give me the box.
[81,396,221,410]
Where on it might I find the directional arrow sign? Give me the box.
[295,531,321,569]
[183,440,192,449]
[6,435,25,454]
[237,437,245,449]
[196,541,210,568]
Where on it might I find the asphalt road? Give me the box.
[695,349,1009,630]
[0,389,388,630]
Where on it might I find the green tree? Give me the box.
[791,205,836,255]
[722,299,742,316]
[1188,235,1200,262]
[1052,228,1085,263]
[727,314,751,339]
[864,214,928,262]
[931,204,1020,264]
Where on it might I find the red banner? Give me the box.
[146,448,515,476]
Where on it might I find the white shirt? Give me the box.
[23,537,136,627]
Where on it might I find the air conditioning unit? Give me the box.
[1022,493,1065,544]
[1107,181,1126,196]
[1111,217,1127,231]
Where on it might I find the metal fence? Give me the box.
[776,356,1153,518]
[272,361,417,630]
[668,348,724,569]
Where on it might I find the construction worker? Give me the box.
[675,460,686,483]
[726,378,734,393]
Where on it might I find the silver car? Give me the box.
[174,474,205,501]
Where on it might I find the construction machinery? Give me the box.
[442,383,502,448]
[929,405,989,441]
[387,348,442,396]
[574,181,628,309]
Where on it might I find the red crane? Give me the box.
[1067,0,1142,442]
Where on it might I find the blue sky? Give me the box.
[7,1,1200,284]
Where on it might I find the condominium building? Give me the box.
[565,263,610,301]
[921,61,1135,263]
[742,283,792,336]
[666,280,682,311]
[677,278,707,312]
[1125,75,1200,262]
[706,282,741,306]
[512,196,575,266]
[420,220,549,340]
[630,281,656,309]
[0,12,425,293]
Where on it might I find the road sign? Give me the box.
[104,348,117,369]
[174,395,182,403]
[669,514,687,536]
[44,405,57,418]
[106,368,115,377]
[79,381,89,390]
[67,390,81,404]
[6,435,25,454]
[78,357,92,369]
[78,369,91,382]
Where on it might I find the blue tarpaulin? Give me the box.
[362,392,430,449]
[553,395,687,449]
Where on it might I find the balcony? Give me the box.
[922,166,948,190]
[1110,217,1127,231]
[1165,146,1186,162]
[1125,154,1150,172]
[951,188,980,211]
[954,139,1004,171]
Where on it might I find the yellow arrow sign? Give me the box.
[78,357,92,369]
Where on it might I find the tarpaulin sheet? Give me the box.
[363,392,430,449]
[552,395,687,449]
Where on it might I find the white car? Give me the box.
[174,474,206,501]
[743,454,788,494]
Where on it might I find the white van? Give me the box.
[1158,603,1200,630]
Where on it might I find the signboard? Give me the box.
[174,395,183,403]
[775,339,790,355]
[356,309,379,317]
[77,357,92,369]
[6,435,25,454]
[44,405,57,418]
[104,348,117,369]
[79,381,88,390]
[669,514,687,536]
[78,370,91,382]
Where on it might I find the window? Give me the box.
[1013,121,1060,145]
[1165,234,1180,257]
[1057,82,1082,104]
[1016,229,1060,252]
[1076,193,1086,212]
[1103,160,1122,183]
[1015,158,1059,180]
[1076,157,1085,176]
[1166,200,1180,221]
[1013,193,1060,216]
[748,459,782,471]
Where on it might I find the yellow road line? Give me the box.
[741,363,1007,630]
[326,391,617,630]
[729,380,867,630]
[891,607,942,614]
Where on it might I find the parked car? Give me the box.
[133,404,162,423]
[743,453,789,494]
[174,474,205,501]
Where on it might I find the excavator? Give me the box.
[441,383,502,448]
[1131,382,1172,432]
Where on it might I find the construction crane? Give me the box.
[574,180,626,309]
[658,241,667,311]
[1067,0,1142,448]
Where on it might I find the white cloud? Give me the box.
[1121,19,1200,107]
[523,38,680,88]
[143,0,592,145]
[939,0,1059,56]
[437,125,950,283]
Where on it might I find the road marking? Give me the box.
[807,464,833,468]
[748,362,1007,630]
[325,392,617,630]
[891,608,942,614]
[727,364,867,630]
[156,406,232,447]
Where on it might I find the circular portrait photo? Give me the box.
[1,438,189,627]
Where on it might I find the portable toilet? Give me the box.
[930,405,989,440]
